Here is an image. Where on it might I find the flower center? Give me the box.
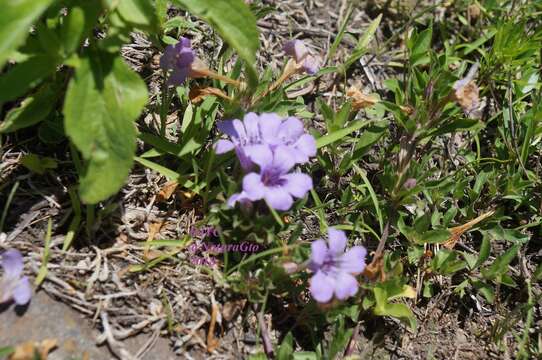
[261,167,286,187]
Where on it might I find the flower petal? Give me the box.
[339,246,367,274]
[227,192,250,207]
[284,40,309,62]
[278,117,304,144]
[12,276,32,305]
[168,67,190,86]
[302,55,320,75]
[282,172,313,198]
[294,134,317,159]
[243,112,261,142]
[334,272,359,300]
[1,249,24,279]
[271,146,296,174]
[214,139,235,154]
[232,119,247,143]
[245,144,273,168]
[176,49,195,67]
[217,120,238,138]
[243,173,265,200]
[264,187,293,211]
[309,239,328,268]
[310,271,334,303]
[328,228,347,254]
[179,37,191,48]
[259,113,282,144]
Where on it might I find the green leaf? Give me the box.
[60,2,102,55]
[481,244,520,282]
[21,154,58,174]
[64,51,148,204]
[0,0,54,68]
[0,83,59,133]
[0,347,15,358]
[0,55,59,103]
[420,229,451,244]
[277,332,294,360]
[409,27,432,66]
[472,280,495,304]
[316,120,369,148]
[172,0,259,85]
[474,234,491,268]
[115,0,159,31]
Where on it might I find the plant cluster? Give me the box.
[1,0,542,358]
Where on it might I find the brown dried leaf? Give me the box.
[443,210,495,249]
[346,86,378,110]
[157,180,178,202]
[207,302,220,352]
[10,339,57,360]
[222,299,247,322]
[189,87,232,103]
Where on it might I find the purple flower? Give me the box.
[229,145,313,211]
[0,249,32,306]
[215,113,316,170]
[283,40,320,75]
[309,228,367,303]
[160,37,195,86]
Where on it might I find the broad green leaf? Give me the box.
[0,83,59,133]
[64,51,148,203]
[410,27,432,66]
[115,0,159,31]
[0,55,59,103]
[60,2,102,55]
[171,0,259,85]
[373,287,417,329]
[0,0,54,68]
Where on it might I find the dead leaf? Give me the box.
[10,339,57,360]
[363,253,386,282]
[443,210,495,249]
[157,181,178,202]
[222,299,247,322]
[190,87,232,104]
[207,301,220,352]
[346,86,378,110]
[144,222,164,259]
[452,63,484,118]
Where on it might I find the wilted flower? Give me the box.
[346,86,379,110]
[1,249,32,306]
[403,178,417,190]
[215,113,316,170]
[309,228,367,303]
[283,40,320,75]
[229,146,313,210]
[160,37,195,86]
[452,62,484,118]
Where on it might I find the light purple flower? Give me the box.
[1,249,32,306]
[309,228,367,303]
[160,37,195,86]
[215,113,316,170]
[228,145,313,211]
[283,40,320,75]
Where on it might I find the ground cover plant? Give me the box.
[0,0,542,359]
